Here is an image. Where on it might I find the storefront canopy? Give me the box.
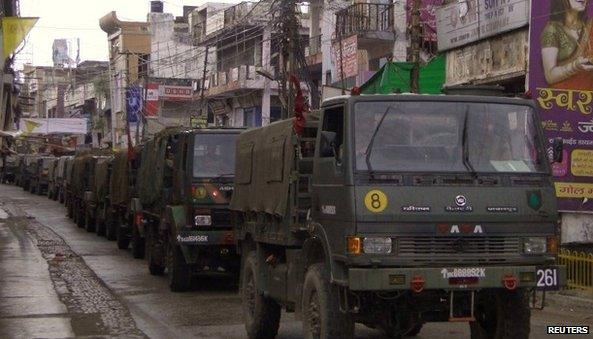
[360,55,445,95]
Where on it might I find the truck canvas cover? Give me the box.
[94,158,111,202]
[110,151,129,205]
[230,119,295,217]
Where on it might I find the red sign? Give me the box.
[145,82,159,117]
[332,35,358,80]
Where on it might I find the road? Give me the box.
[1,183,592,338]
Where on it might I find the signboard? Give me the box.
[126,85,142,123]
[331,35,358,80]
[436,0,529,51]
[160,85,193,101]
[19,118,88,135]
[529,2,593,212]
[145,82,160,117]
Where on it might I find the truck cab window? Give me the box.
[321,106,344,158]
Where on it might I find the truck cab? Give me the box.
[234,94,565,339]
[141,128,243,292]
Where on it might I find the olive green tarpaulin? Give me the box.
[110,151,130,205]
[94,158,111,203]
[230,119,295,217]
[360,55,445,95]
[138,127,183,207]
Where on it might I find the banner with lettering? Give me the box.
[529,1,593,211]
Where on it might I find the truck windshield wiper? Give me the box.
[365,105,395,175]
[461,107,477,177]
[214,173,234,180]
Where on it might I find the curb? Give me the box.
[544,291,593,311]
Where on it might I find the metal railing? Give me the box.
[558,249,593,292]
[335,3,393,37]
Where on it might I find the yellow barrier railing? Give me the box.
[558,249,593,292]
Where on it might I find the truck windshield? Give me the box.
[355,101,546,174]
[193,134,237,178]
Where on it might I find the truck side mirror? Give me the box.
[320,131,337,158]
[552,137,563,163]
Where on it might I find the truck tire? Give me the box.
[147,229,165,275]
[59,191,64,204]
[67,199,73,218]
[116,222,130,249]
[96,216,106,236]
[241,251,281,339]
[470,289,530,339]
[37,185,43,196]
[29,182,35,194]
[76,204,85,228]
[167,242,191,292]
[302,263,354,339]
[105,212,117,241]
[85,209,95,232]
[131,225,145,259]
[405,324,423,337]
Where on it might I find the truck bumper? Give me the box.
[175,229,235,246]
[348,265,566,291]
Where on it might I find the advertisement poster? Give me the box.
[331,35,358,80]
[529,1,593,211]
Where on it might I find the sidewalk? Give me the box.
[0,206,74,338]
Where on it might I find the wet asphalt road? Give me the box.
[1,183,593,338]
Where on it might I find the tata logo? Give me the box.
[455,195,467,207]
[437,223,484,235]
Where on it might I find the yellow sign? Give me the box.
[555,183,593,199]
[2,17,38,60]
[571,150,593,177]
[364,189,388,213]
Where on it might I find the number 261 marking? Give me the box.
[536,268,558,289]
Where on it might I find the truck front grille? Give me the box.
[397,236,521,264]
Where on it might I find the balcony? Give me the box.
[305,34,323,66]
[205,65,278,97]
[335,3,394,40]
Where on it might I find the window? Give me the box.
[243,106,262,127]
[321,106,344,157]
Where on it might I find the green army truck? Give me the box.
[85,156,113,236]
[135,128,242,292]
[231,94,565,339]
[1,154,18,184]
[108,148,143,246]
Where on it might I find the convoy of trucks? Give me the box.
[0,92,567,338]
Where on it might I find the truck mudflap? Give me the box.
[348,265,566,291]
[175,229,235,246]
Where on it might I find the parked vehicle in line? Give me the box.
[55,156,72,203]
[135,128,242,291]
[85,156,113,236]
[46,158,60,199]
[231,94,566,339]
[1,154,18,184]
[18,154,38,191]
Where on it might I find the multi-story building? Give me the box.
[99,11,151,147]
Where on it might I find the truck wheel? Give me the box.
[76,205,85,228]
[405,324,423,337]
[59,191,64,203]
[241,251,281,339]
[37,185,43,196]
[167,242,191,292]
[105,212,117,241]
[67,200,73,218]
[116,220,130,249]
[302,263,354,339]
[470,289,530,339]
[147,228,165,275]
[29,183,35,194]
[85,209,95,232]
[96,216,106,236]
[131,225,145,259]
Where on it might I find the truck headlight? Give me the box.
[194,215,212,226]
[363,237,392,254]
[523,237,547,254]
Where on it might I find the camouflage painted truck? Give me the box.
[231,94,566,339]
[135,128,242,292]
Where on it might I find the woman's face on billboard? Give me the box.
[568,0,588,12]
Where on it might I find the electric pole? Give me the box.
[278,0,298,119]
[410,0,421,93]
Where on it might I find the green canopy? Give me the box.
[360,55,445,95]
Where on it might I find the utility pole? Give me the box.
[410,0,421,94]
[278,0,298,120]
[199,45,209,125]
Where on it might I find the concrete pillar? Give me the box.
[261,27,271,126]
[392,0,408,62]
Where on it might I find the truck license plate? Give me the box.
[536,267,559,290]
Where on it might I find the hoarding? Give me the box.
[436,0,529,51]
[529,1,593,212]
[19,118,88,135]
[331,35,358,80]
[407,0,443,42]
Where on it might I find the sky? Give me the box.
[15,0,239,70]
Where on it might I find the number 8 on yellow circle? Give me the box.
[364,189,388,213]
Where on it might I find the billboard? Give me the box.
[331,35,358,80]
[436,0,529,51]
[529,1,593,212]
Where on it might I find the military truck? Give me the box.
[135,128,242,292]
[46,158,59,199]
[54,156,72,203]
[231,94,565,339]
[108,147,144,251]
[0,154,18,184]
[18,154,37,191]
[85,156,113,236]
[64,157,76,215]
[29,156,55,195]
